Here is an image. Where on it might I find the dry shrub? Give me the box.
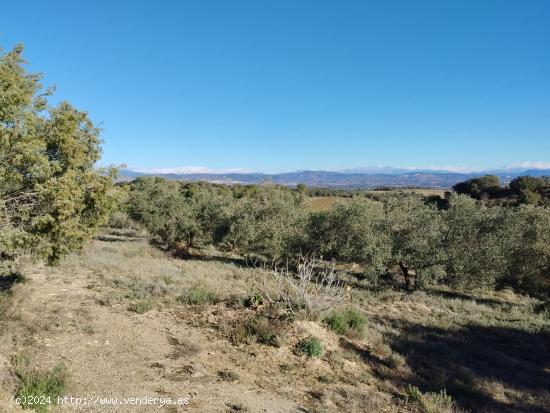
[222,308,290,347]
[258,256,345,319]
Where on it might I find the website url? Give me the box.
[11,395,190,408]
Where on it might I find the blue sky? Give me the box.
[1,0,549,173]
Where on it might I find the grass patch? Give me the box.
[13,355,67,413]
[387,351,406,369]
[298,336,324,358]
[325,307,367,336]
[181,282,219,305]
[406,386,463,413]
[127,298,155,314]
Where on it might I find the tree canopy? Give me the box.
[0,45,115,269]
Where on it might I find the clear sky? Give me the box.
[1,0,549,173]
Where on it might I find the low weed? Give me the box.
[298,336,324,358]
[13,355,67,413]
[324,307,366,337]
[406,386,463,413]
[181,282,219,305]
[128,298,155,314]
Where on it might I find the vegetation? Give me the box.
[2,236,547,413]
[0,45,115,271]
[407,386,462,413]
[121,178,550,297]
[13,356,67,413]
[452,175,502,200]
[453,174,550,205]
[182,282,219,305]
[324,307,367,336]
[127,298,155,314]
[298,336,324,358]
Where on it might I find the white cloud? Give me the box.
[133,166,250,174]
[504,162,550,170]
[130,162,550,175]
[419,166,482,173]
[342,165,482,173]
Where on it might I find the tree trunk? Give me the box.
[399,261,414,293]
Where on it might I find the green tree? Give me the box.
[221,184,306,261]
[183,183,235,245]
[383,195,446,290]
[507,206,550,295]
[452,175,500,200]
[442,194,512,289]
[509,176,546,194]
[126,177,191,246]
[0,45,115,269]
[305,198,391,281]
[517,189,542,205]
[126,178,237,247]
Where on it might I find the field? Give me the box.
[308,189,446,211]
[366,189,446,197]
[1,232,548,413]
[308,196,343,211]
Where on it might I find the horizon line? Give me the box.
[123,162,550,175]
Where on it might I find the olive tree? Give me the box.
[1,45,115,269]
[221,185,306,261]
[442,194,513,289]
[182,183,235,246]
[507,206,550,294]
[126,177,194,246]
[383,195,446,290]
[304,198,391,281]
[452,175,500,200]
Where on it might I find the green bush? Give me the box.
[182,282,218,305]
[298,336,324,358]
[14,356,67,413]
[127,298,155,314]
[325,307,366,336]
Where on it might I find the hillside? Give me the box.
[1,234,548,412]
[119,168,550,189]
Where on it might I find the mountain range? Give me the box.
[119,167,550,189]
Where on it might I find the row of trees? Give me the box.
[125,177,550,295]
[125,178,306,260]
[453,174,550,205]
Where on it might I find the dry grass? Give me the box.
[308,190,446,211]
[308,196,345,211]
[366,188,446,197]
[1,237,548,413]
[66,240,259,308]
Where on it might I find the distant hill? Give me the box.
[118,168,550,189]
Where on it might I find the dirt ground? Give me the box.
[0,237,548,413]
[0,240,392,413]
